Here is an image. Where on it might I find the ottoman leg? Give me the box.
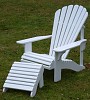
[39,75,44,88]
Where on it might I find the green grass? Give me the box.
[0,0,90,100]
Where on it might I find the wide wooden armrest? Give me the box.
[53,39,87,52]
[16,35,52,44]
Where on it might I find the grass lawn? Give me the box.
[0,0,90,100]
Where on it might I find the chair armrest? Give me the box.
[53,39,87,53]
[16,35,52,44]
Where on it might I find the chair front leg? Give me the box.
[54,52,63,82]
[24,43,32,53]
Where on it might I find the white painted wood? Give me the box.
[62,6,88,59]
[68,8,87,44]
[21,58,53,70]
[3,5,88,97]
[11,67,40,73]
[21,55,52,66]
[60,59,85,71]
[24,53,54,62]
[62,13,87,59]
[14,61,41,66]
[57,5,73,47]
[71,13,88,43]
[12,64,41,69]
[3,62,44,97]
[31,65,44,97]
[51,6,68,56]
[27,52,54,60]
[52,6,68,51]
[42,54,54,60]
[54,52,61,82]
[11,5,88,87]
[61,50,70,59]
[10,70,38,76]
[53,39,87,52]
[7,76,36,83]
[61,5,79,46]
[13,62,41,68]
[80,41,86,66]
[3,83,33,91]
[49,9,61,56]
[8,73,37,80]
[80,25,85,66]
[16,35,52,44]
[18,5,88,83]
[80,50,83,66]
[24,43,32,53]
[5,80,35,86]
[39,75,44,88]
[3,88,8,92]
[55,5,79,59]
[64,6,84,45]
[81,25,85,40]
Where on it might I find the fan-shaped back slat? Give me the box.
[53,6,68,52]
[61,5,79,46]
[57,5,73,47]
[49,5,88,58]
[62,12,88,59]
[49,6,67,56]
[49,9,61,56]
[68,8,87,44]
[61,6,86,59]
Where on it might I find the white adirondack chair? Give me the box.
[17,5,88,82]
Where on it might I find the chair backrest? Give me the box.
[49,5,88,58]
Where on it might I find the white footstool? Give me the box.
[3,62,44,97]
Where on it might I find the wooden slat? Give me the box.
[24,53,53,62]
[10,70,38,76]
[22,55,52,66]
[21,59,51,69]
[3,83,33,91]
[27,52,54,60]
[14,61,42,66]
[53,6,69,51]
[12,64,41,70]
[61,6,85,59]
[64,6,84,45]
[61,5,79,59]
[53,39,86,52]
[13,62,41,69]
[49,9,61,56]
[61,6,84,59]
[7,76,36,83]
[61,50,70,59]
[8,73,37,80]
[11,67,40,73]
[52,6,68,56]
[17,35,52,44]
[21,59,40,64]
[42,54,54,60]
[69,9,87,43]
[61,5,79,46]
[5,80,35,86]
[57,5,73,47]
[62,7,88,59]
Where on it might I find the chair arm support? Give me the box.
[16,35,52,44]
[53,39,87,53]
